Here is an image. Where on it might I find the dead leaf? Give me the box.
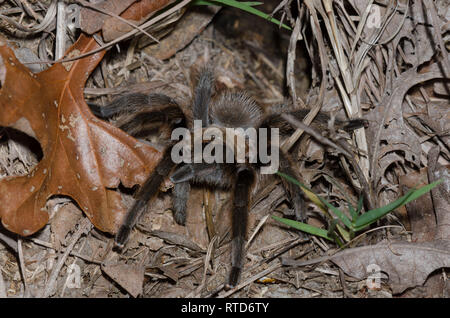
[329,149,450,294]
[102,0,175,42]
[427,146,450,241]
[102,263,145,297]
[399,169,436,242]
[0,35,162,236]
[50,202,83,250]
[331,240,450,294]
[80,0,137,35]
[143,5,220,60]
[367,59,448,189]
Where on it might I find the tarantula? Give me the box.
[89,68,367,287]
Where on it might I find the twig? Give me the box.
[76,0,159,44]
[286,16,305,108]
[245,214,269,250]
[0,267,6,298]
[281,113,374,210]
[55,1,67,60]
[422,0,450,76]
[41,218,93,298]
[218,261,282,298]
[0,232,18,253]
[26,0,192,65]
[204,189,216,242]
[204,237,309,297]
[281,114,352,157]
[0,0,57,34]
[84,81,166,96]
[17,238,29,297]
[26,237,103,265]
[188,235,218,297]
[281,225,406,267]
[17,0,43,21]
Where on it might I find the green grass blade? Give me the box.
[277,172,353,229]
[356,195,364,214]
[272,215,334,241]
[349,195,364,222]
[193,0,291,30]
[353,179,442,230]
[238,1,263,6]
[348,201,358,222]
[336,223,351,242]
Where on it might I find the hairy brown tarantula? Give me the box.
[89,68,367,287]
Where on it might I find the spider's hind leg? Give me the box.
[228,166,255,288]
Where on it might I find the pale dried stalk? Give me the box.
[321,0,370,181]
[42,218,93,298]
[55,1,67,60]
[0,268,6,298]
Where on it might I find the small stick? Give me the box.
[25,0,193,66]
[218,262,282,298]
[245,214,269,250]
[188,235,218,297]
[0,232,18,253]
[55,1,67,60]
[281,113,374,210]
[0,267,6,298]
[76,0,159,44]
[17,238,29,297]
[42,218,93,297]
[203,189,216,242]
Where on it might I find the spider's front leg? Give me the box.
[228,166,255,288]
[170,163,235,225]
[115,148,175,248]
[89,92,187,247]
[168,67,216,225]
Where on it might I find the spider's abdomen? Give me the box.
[209,92,264,129]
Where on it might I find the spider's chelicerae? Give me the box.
[90,68,367,287]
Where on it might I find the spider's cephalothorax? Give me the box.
[89,68,368,288]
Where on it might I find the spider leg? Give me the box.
[192,67,214,126]
[278,150,308,222]
[228,166,254,288]
[262,109,368,136]
[89,93,185,137]
[115,149,175,248]
[170,163,234,224]
[172,181,191,225]
[89,93,174,118]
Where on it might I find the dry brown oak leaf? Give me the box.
[0,35,162,236]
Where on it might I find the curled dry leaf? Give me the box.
[142,5,221,60]
[367,59,448,188]
[50,201,83,250]
[102,0,175,42]
[80,0,137,35]
[331,240,450,294]
[332,151,450,294]
[0,35,162,236]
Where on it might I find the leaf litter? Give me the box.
[0,0,448,298]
